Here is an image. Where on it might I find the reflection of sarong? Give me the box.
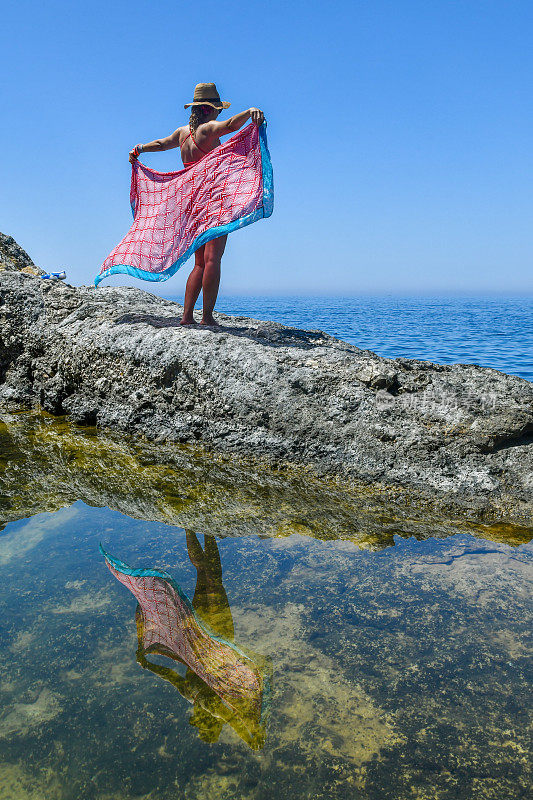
[101,546,269,748]
[95,122,273,286]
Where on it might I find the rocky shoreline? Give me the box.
[1,233,532,526]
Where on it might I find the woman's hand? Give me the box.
[249,108,265,126]
[129,144,142,164]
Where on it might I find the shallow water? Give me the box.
[0,413,531,799]
[177,294,533,382]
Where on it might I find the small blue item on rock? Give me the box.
[42,271,66,280]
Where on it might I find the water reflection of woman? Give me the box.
[186,531,234,642]
[102,534,269,750]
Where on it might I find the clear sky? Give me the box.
[1,0,532,295]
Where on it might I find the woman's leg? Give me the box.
[201,235,227,325]
[180,246,205,324]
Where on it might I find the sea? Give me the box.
[0,293,531,800]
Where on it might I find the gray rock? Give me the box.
[0,232,45,275]
[0,269,532,526]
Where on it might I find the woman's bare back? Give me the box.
[179,124,221,166]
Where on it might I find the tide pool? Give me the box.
[0,412,531,799]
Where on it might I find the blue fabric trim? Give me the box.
[95,123,273,287]
[258,123,274,219]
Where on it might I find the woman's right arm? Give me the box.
[207,108,265,139]
[129,128,182,162]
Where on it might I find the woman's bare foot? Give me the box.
[200,315,218,326]
[179,316,198,326]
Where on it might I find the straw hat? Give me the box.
[184,83,231,110]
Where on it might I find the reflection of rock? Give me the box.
[1,263,532,527]
[1,410,530,549]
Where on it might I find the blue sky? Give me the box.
[1,0,532,295]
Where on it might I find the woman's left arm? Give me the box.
[129,128,182,162]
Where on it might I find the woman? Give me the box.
[129,83,265,326]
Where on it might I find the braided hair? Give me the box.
[189,105,212,134]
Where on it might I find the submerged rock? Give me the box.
[0,267,532,526]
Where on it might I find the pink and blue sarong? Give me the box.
[95,123,273,286]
